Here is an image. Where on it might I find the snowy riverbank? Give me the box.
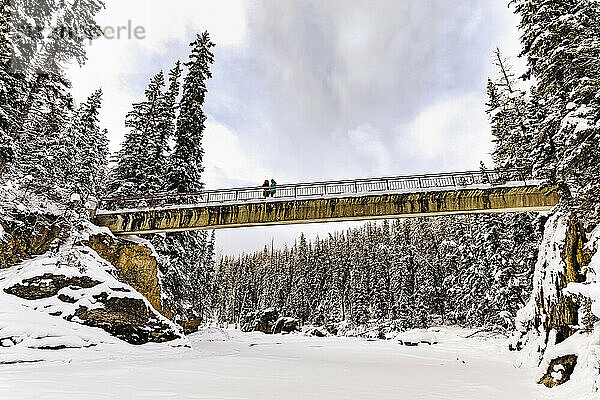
[0,327,563,400]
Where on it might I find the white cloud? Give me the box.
[396,93,493,170]
[66,0,248,152]
[347,124,391,174]
[203,117,271,188]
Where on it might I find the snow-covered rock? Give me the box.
[69,193,81,203]
[396,329,438,346]
[304,326,328,337]
[241,308,279,334]
[0,239,186,363]
[272,317,300,334]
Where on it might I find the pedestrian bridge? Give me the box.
[94,168,559,235]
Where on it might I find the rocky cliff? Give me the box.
[0,211,186,353]
[513,212,598,389]
[86,233,170,319]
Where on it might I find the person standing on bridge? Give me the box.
[270,179,277,197]
[263,179,270,198]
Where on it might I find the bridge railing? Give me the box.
[97,168,532,213]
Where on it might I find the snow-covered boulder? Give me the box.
[396,329,438,346]
[241,308,279,334]
[272,317,300,334]
[538,355,578,388]
[1,240,185,349]
[304,326,328,337]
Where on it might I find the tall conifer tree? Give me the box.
[167,31,215,193]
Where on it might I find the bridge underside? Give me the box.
[95,185,559,235]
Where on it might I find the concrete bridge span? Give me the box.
[94,169,559,235]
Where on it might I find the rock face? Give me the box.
[512,212,599,387]
[272,317,300,334]
[86,234,170,319]
[1,238,185,346]
[305,327,327,337]
[0,213,64,269]
[514,213,589,350]
[86,234,206,334]
[4,273,100,300]
[241,308,279,334]
[241,309,300,334]
[72,295,180,345]
[538,355,578,388]
[177,313,202,335]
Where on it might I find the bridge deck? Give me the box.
[94,169,559,235]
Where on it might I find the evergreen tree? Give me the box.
[211,214,540,332]
[109,71,167,196]
[148,61,181,184]
[65,89,108,201]
[511,0,600,220]
[167,31,215,193]
[8,0,104,140]
[485,48,534,169]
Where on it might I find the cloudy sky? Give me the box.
[67,0,523,255]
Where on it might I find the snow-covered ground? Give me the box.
[0,327,563,400]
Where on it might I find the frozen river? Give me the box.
[0,328,543,400]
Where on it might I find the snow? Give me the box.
[560,105,594,135]
[69,193,81,203]
[0,180,65,218]
[0,327,547,400]
[395,328,438,345]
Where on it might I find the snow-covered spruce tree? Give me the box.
[150,35,215,330]
[485,48,534,169]
[289,233,310,322]
[511,0,600,220]
[148,62,182,187]
[108,71,168,196]
[211,215,541,332]
[369,223,391,321]
[9,0,104,141]
[115,63,182,196]
[0,5,15,176]
[1,0,104,198]
[14,78,75,200]
[501,2,600,377]
[64,89,109,202]
[166,31,214,194]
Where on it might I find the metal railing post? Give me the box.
[518,169,526,183]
